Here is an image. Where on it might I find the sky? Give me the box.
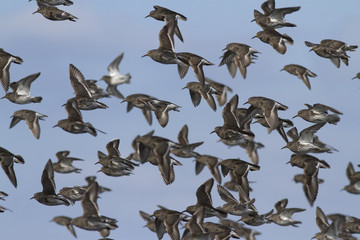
[1,0,360,239]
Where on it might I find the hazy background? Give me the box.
[1,0,359,239]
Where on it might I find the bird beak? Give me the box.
[32,10,39,15]
[210,130,216,134]
[285,161,291,164]
[281,146,288,149]
[145,14,150,18]
[141,53,148,58]
[243,101,249,105]
[52,124,58,128]
[292,115,298,119]
[30,196,35,200]
[182,86,187,90]
[251,36,256,39]
[251,19,255,22]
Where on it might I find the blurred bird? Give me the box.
[253,115,293,143]
[152,208,188,240]
[281,64,317,90]
[205,77,233,106]
[287,154,330,206]
[171,124,204,158]
[101,53,131,99]
[146,5,187,42]
[31,159,70,206]
[71,182,118,237]
[293,174,324,207]
[203,221,241,239]
[9,109,47,139]
[0,48,23,92]
[51,216,77,238]
[351,72,360,80]
[343,162,360,194]
[2,72,42,104]
[194,154,222,184]
[58,186,87,204]
[85,80,110,100]
[139,210,156,232]
[219,43,259,79]
[33,6,77,21]
[53,150,83,174]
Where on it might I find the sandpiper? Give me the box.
[69,64,108,110]
[281,64,317,90]
[101,53,131,99]
[171,124,204,158]
[146,5,187,42]
[51,216,77,238]
[204,77,233,106]
[53,150,83,173]
[31,0,73,6]
[9,109,47,139]
[2,72,42,104]
[182,81,220,111]
[31,159,70,206]
[33,6,77,21]
[0,48,23,92]
[0,147,24,188]
[268,198,305,227]
[253,29,293,54]
[293,103,342,125]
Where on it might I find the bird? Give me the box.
[217,184,257,216]
[203,221,241,239]
[146,99,181,127]
[139,210,156,233]
[252,29,293,54]
[85,80,110,100]
[51,216,77,238]
[146,5,187,42]
[31,159,70,206]
[122,93,156,125]
[152,208,188,240]
[69,64,108,110]
[351,72,360,80]
[293,174,324,207]
[32,6,78,21]
[253,115,293,143]
[282,123,335,154]
[2,72,42,104]
[268,198,305,227]
[305,41,350,68]
[0,147,24,188]
[177,52,214,86]
[343,162,360,194]
[54,98,104,136]
[30,0,73,6]
[219,43,259,79]
[204,77,233,106]
[220,158,260,197]
[287,154,330,206]
[184,178,227,219]
[170,124,204,158]
[194,154,222,184]
[212,94,254,142]
[0,48,23,93]
[142,20,189,79]
[182,81,221,111]
[58,186,87,204]
[293,103,343,125]
[9,109,47,139]
[313,206,341,240]
[281,64,317,90]
[101,53,131,99]
[252,0,300,29]
[245,96,288,132]
[71,182,118,237]
[53,150,83,174]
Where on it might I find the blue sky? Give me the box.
[1,0,360,239]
